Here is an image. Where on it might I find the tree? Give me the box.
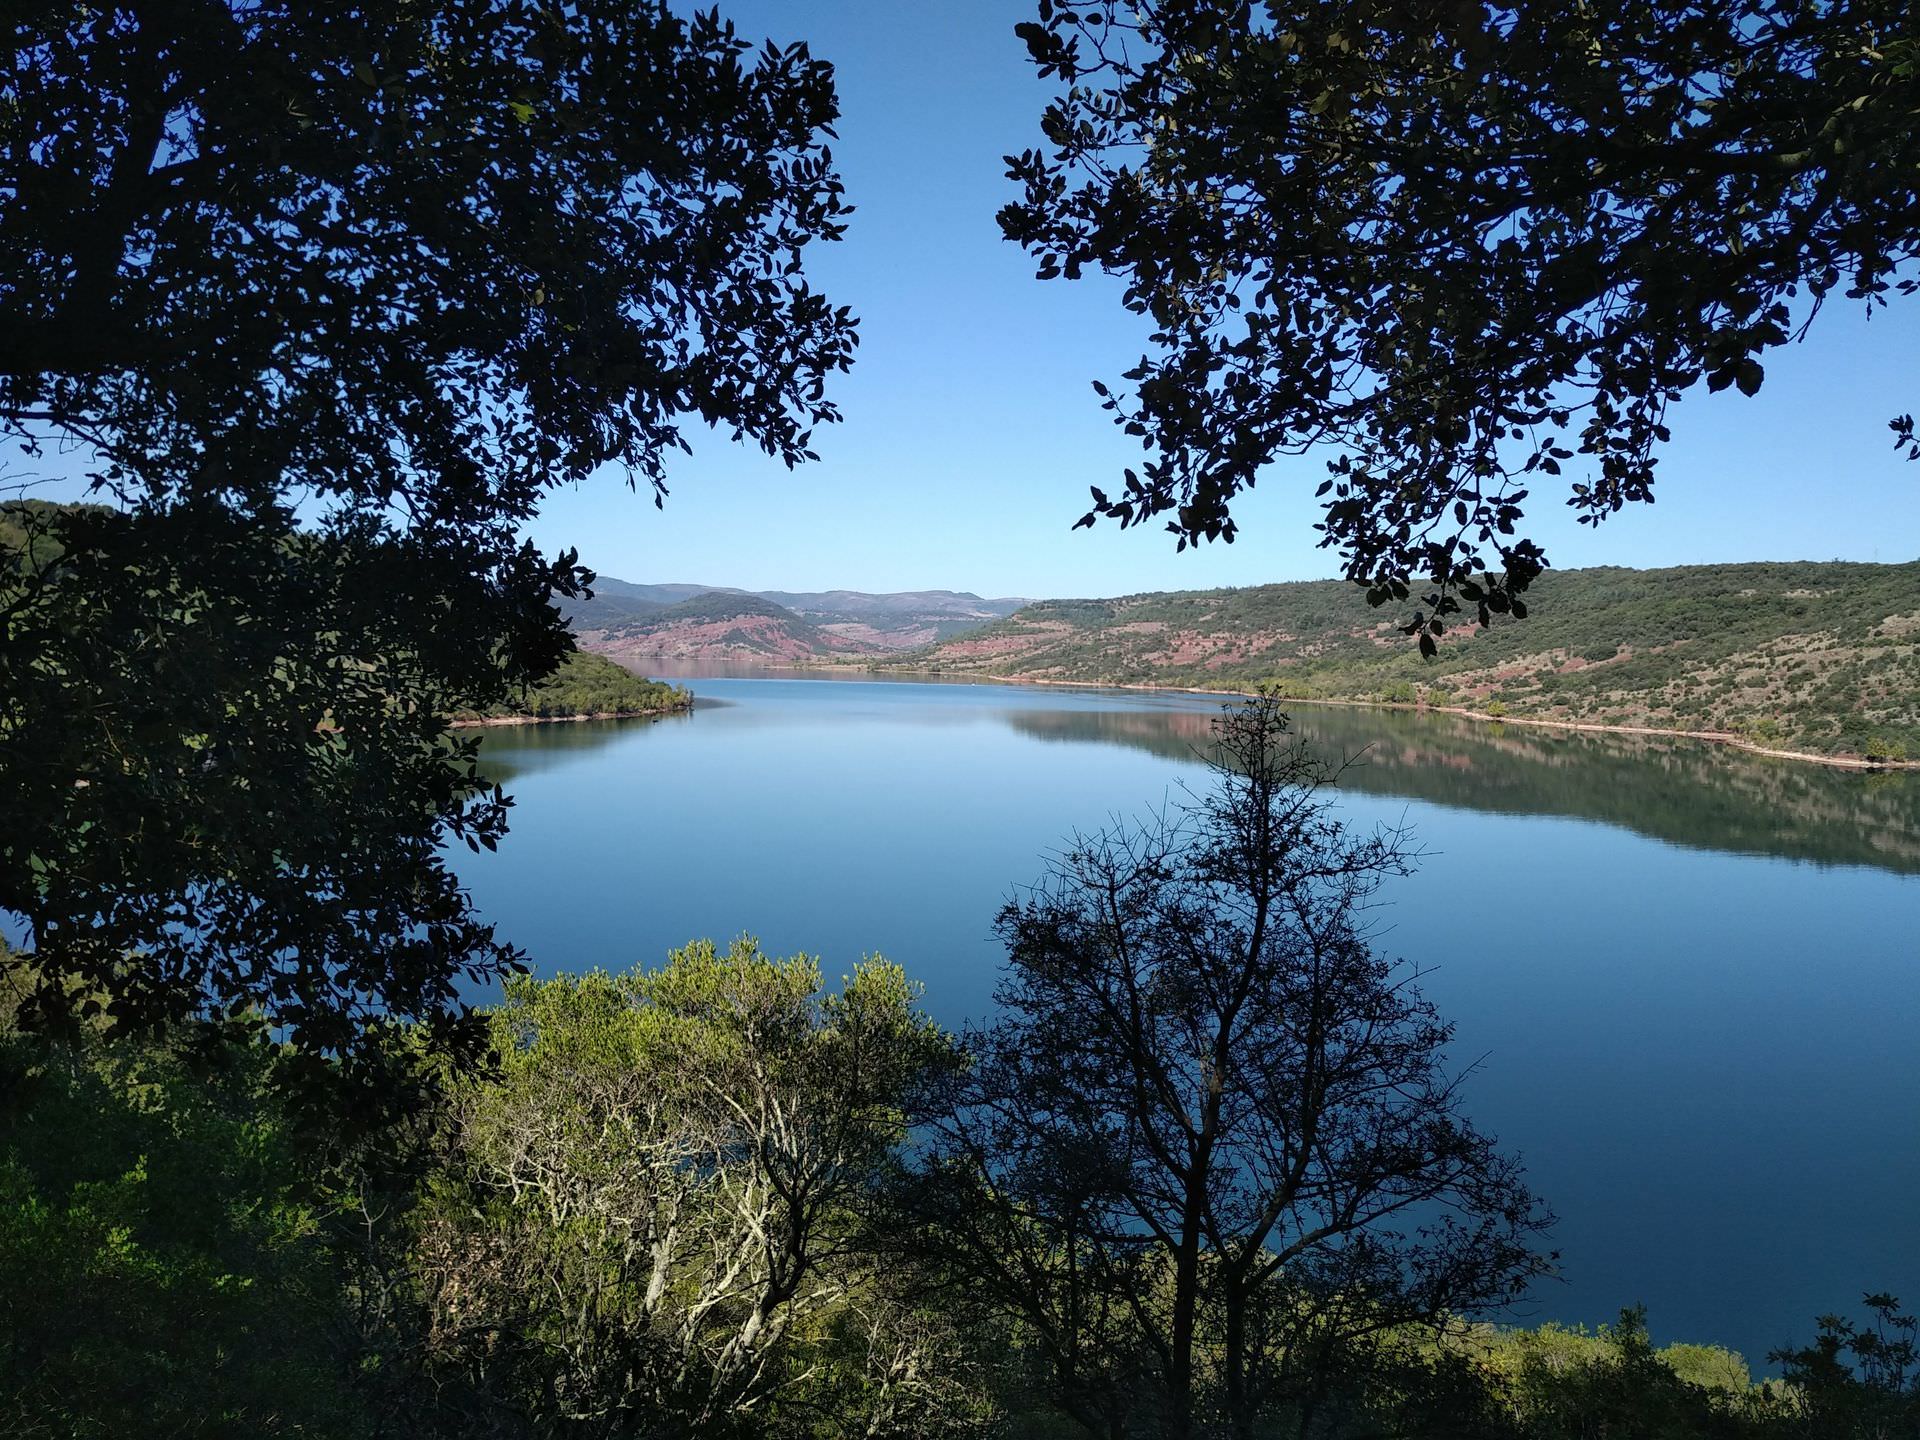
[412,939,978,1438]
[1003,0,1918,641]
[0,2,856,1068]
[1770,1293,1920,1439]
[1498,1308,1761,1440]
[912,699,1550,1439]
[0,1000,368,1438]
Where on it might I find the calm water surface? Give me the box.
[460,673,1920,1370]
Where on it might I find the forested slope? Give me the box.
[450,651,689,723]
[900,562,1920,760]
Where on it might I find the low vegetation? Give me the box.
[4,956,1913,1438]
[0,1007,359,1438]
[450,651,691,724]
[897,561,1920,761]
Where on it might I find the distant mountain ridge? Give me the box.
[572,561,1918,761]
[568,577,1029,662]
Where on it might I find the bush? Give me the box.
[0,1025,366,1438]
[416,940,979,1436]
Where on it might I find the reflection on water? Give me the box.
[485,690,1920,876]
[1005,704,1920,876]
[478,711,693,786]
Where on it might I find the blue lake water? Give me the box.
[459,673,1920,1371]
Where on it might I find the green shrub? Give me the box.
[0,1027,366,1438]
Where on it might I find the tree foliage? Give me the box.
[0,1008,365,1437]
[412,939,978,1438]
[0,1,855,1064]
[450,651,691,723]
[1004,0,1919,637]
[1771,1293,1920,1439]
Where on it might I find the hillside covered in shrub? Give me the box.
[450,651,689,724]
[899,562,1920,760]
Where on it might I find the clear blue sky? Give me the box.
[526,0,1919,598]
[22,0,1920,598]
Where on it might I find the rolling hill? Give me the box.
[891,561,1920,762]
[577,591,864,664]
[567,578,1028,657]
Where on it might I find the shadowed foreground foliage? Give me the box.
[0,0,855,1075]
[904,699,1550,1439]
[0,1015,358,1438]
[1,935,1913,1438]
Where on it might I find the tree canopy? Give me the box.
[410,939,970,1437]
[1004,0,1919,640]
[0,1,855,1068]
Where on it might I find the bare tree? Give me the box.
[912,698,1552,1440]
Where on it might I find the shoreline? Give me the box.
[582,649,1914,772]
[860,666,1920,772]
[449,702,692,730]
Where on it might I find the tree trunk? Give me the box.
[1224,1289,1254,1440]
[1166,1171,1206,1439]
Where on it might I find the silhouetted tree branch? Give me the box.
[0,1,857,1075]
[909,698,1551,1439]
[1005,0,1918,641]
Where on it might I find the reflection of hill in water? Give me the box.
[475,712,693,786]
[1007,705,1920,876]
[474,700,1919,876]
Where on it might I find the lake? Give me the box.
[460,672,1920,1372]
